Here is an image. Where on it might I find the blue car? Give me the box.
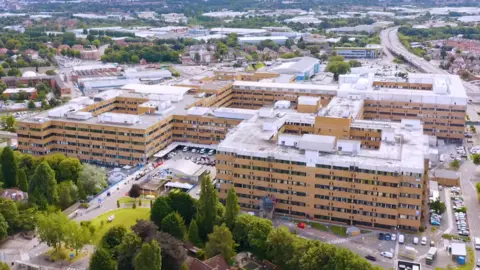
[385,233,391,241]
[378,233,385,240]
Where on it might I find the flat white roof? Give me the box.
[3,87,36,94]
[121,84,191,97]
[72,64,117,72]
[239,36,289,41]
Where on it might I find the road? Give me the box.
[380,27,480,97]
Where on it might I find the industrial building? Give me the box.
[238,36,289,45]
[334,44,383,59]
[270,57,321,80]
[17,71,467,231]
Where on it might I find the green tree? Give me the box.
[43,153,65,173]
[7,68,21,77]
[1,146,17,188]
[89,248,116,270]
[232,214,256,248]
[0,198,19,234]
[27,100,36,109]
[167,191,196,225]
[348,60,362,68]
[58,157,82,182]
[0,262,9,270]
[0,115,16,132]
[150,196,173,229]
[29,161,58,209]
[266,226,296,268]
[473,154,480,165]
[161,212,187,240]
[327,61,351,81]
[135,240,162,270]
[450,159,460,170]
[430,198,446,215]
[205,224,236,264]
[58,180,78,209]
[36,211,70,251]
[247,217,273,258]
[188,219,202,246]
[128,184,141,199]
[101,226,127,256]
[0,214,8,240]
[77,164,107,195]
[194,52,201,63]
[18,169,28,192]
[117,232,142,270]
[197,175,218,240]
[180,262,188,270]
[65,220,90,255]
[224,187,240,230]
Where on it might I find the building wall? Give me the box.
[216,150,425,230]
[433,177,460,187]
[335,48,379,59]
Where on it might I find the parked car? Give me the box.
[413,237,419,245]
[421,237,427,245]
[391,234,397,241]
[378,233,385,240]
[365,255,376,261]
[385,233,391,241]
[399,234,405,244]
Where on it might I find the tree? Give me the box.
[473,154,480,165]
[135,240,162,270]
[58,157,82,182]
[128,184,141,199]
[327,61,351,81]
[188,219,202,246]
[266,226,296,268]
[58,181,79,209]
[180,262,189,270]
[225,187,240,230]
[348,60,362,68]
[36,211,70,251]
[205,224,236,264]
[247,217,273,258]
[77,179,87,200]
[461,70,470,80]
[18,169,28,192]
[43,153,65,173]
[65,221,90,255]
[450,160,460,170]
[7,68,21,77]
[117,233,142,270]
[0,198,19,234]
[0,115,16,132]
[161,212,187,240]
[1,146,17,188]
[77,164,107,195]
[430,198,446,215]
[101,226,127,256]
[28,100,36,109]
[167,191,196,225]
[89,248,116,270]
[0,214,8,240]
[441,47,447,60]
[29,161,58,208]
[232,214,256,249]
[197,175,218,240]
[150,196,173,229]
[194,52,201,63]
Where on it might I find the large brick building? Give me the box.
[17,71,467,231]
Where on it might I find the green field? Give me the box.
[118,196,151,205]
[89,208,150,244]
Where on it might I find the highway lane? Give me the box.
[380,27,480,96]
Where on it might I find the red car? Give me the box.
[154,161,163,168]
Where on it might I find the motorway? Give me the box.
[380,27,480,97]
[381,26,480,267]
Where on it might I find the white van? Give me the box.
[413,237,419,245]
[381,251,393,259]
[399,234,405,244]
[475,237,480,250]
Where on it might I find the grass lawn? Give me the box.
[90,208,150,244]
[309,222,328,231]
[330,225,347,237]
[118,197,150,205]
